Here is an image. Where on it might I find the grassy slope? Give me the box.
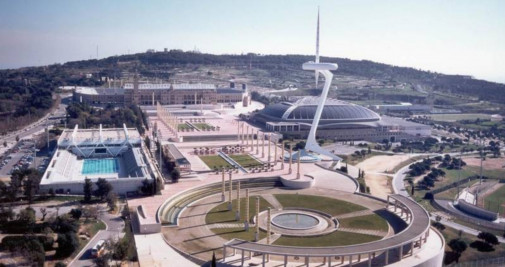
[338,214,389,232]
[229,154,262,168]
[274,194,366,216]
[206,196,270,224]
[199,155,232,169]
[273,231,381,247]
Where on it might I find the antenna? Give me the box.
[315,6,320,88]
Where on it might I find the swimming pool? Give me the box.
[82,158,119,175]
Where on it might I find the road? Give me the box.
[391,154,505,243]
[69,205,125,267]
[0,93,70,156]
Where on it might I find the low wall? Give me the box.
[136,205,161,234]
[280,175,314,189]
[39,177,146,195]
[457,199,499,221]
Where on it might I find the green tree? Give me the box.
[23,170,40,203]
[18,207,36,225]
[106,192,118,211]
[171,169,181,183]
[448,239,467,262]
[477,232,499,245]
[83,178,93,203]
[94,178,113,201]
[55,232,79,258]
[69,208,82,220]
[139,179,153,196]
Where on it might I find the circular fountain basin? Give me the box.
[272,213,320,230]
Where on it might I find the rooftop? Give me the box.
[123,83,216,90]
[59,125,141,147]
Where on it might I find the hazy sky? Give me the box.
[1,0,504,83]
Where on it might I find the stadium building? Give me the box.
[253,97,431,142]
[40,125,157,195]
[73,80,249,107]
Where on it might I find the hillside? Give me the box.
[1,50,504,133]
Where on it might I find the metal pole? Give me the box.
[267,134,271,165]
[281,141,285,170]
[228,172,233,211]
[267,207,271,245]
[297,150,301,179]
[256,130,259,154]
[289,143,293,174]
[245,189,250,231]
[221,169,226,202]
[262,134,265,158]
[274,138,277,166]
[250,128,254,151]
[246,125,249,147]
[236,181,241,221]
[255,196,260,241]
[237,120,240,141]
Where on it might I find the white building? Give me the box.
[40,124,155,195]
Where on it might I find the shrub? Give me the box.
[470,240,494,252]
[55,232,79,258]
[477,232,499,245]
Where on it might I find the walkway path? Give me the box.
[337,227,388,237]
[356,154,414,199]
[262,194,283,210]
[334,209,374,219]
[208,223,246,229]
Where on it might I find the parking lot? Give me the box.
[0,139,51,179]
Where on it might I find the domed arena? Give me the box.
[253,96,430,142]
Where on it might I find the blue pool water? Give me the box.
[82,158,119,175]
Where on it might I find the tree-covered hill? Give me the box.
[1,50,504,133]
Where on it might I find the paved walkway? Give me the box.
[262,194,283,210]
[337,227,388,237]
[334,209,374,219]
[208,223,246,229]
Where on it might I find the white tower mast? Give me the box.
[315,7,320,88]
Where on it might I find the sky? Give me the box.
[1,0,504,83]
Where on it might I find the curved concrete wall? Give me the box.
[280,175,314,189]
[457,199,498,221]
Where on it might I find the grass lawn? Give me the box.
[440,225,505,264]
[229,154,262,168]
[338,214,389,232]
[193,123,212,130]
[274,194,366,216]
[206,196,270,224]
[412,165,505,202]
[429,113,492,122]
[483,184,505,214]
[199,155,232,169]
[178,123,192,130]
[74,219,106,257]
[211,227,267,242]
[273,231,381,247]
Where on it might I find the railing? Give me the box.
[447,256,505,267]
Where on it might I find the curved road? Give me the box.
[391,156,505,243]
[68,204,125,267]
